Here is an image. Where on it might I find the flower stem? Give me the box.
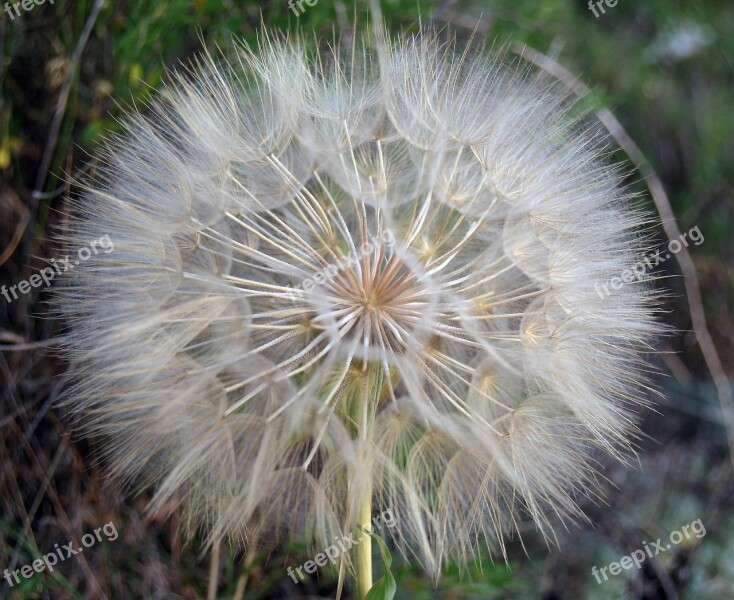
[355,488,373,599]
[207,542,220,600]
[352,364,381,599]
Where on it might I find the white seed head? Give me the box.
[57,27,660,574]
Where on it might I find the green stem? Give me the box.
[352,364,382,599]
[355,487,373,599]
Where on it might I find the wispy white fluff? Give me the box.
[56,26,661,577]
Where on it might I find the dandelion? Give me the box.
[56,21,660,597]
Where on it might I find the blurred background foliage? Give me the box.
[1,0,732,598]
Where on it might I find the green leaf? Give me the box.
[362,527,397,600]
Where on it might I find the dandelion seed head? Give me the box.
[57,26,660,574]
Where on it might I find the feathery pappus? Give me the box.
[55,23,661,578]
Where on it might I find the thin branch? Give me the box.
[207,542,221,600]
[22,0,104,255]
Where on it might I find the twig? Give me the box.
[647,553,679,600]
[659,342,693,386]
[0,337,67,351]
[22,0,104,256]
[0,188,28,268]
[514,42,734,470]
[207,542,221,600]
[0,209,30,268]
[232,544,257,600]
